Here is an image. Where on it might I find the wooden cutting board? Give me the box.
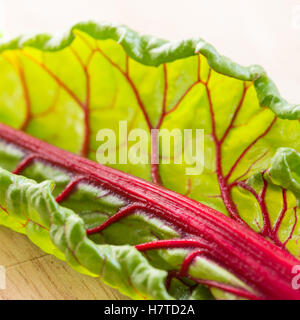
[0,226,127,300]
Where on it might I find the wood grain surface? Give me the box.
[0,226,128,300]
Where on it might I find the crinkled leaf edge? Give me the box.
[0,21,299,120]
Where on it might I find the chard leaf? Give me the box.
[0,22,299,299]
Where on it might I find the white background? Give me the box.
[0,0,299,102]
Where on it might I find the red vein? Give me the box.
[273,189,288,238]
[179,249,204,276]
[76,32,95,50]
[70,46,85,69]
[220,83,248,144]
[22,218,49,231]
[232,108,266,129]
[260,176,272,236]
[184,179,192,197]
[2,54,32,131]
[13,154,37,174]
[197,55,201,82]
[205,71,243,223]
[232,151,269,183]
[125,54,129,76]
[283,207,298,246]
[81,63,91,157]
[156,64,168,129]
[136,239,206,251]
[149,64,169,184]
[86,203,145,235]
[0,204,9,216]
[17,62,32,131]
[165,82,199,115]
[225,117,277,181]
[70,48,95,157]
[56,176,85,203]
[268,188,291,248]
[150,130,162,185]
